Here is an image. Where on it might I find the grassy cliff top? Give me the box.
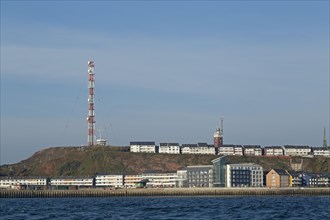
[1,146,329,177]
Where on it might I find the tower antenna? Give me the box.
[87,60,95,146]
[323,127,328,148]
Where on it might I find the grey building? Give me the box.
[176,165,213,188]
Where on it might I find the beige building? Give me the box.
[266,169,291,188]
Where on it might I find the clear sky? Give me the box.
[1,1,329,164]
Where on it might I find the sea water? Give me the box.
[1,196,329,219]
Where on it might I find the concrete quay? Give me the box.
[1,188,330,198]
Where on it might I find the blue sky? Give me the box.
[1,1,329,164]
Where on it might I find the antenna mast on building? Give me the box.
[220,117,224,146]
[323,127,328,148]
[87,60,95,146]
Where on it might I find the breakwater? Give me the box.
[1,188,330,198]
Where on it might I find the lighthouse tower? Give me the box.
[214,118,224,149]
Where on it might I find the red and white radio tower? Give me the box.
[87,60,95,146]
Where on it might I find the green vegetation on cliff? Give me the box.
[1,146,329,177]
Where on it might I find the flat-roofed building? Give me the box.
[312,147,330,157]
[186,165,213,188]
[243,145,262,156]
[0,177,49,190]
[130,142,156,153]
[176,169,188,188]
[264,146,284,156]
[283,145,311,156]
[159,143,180,154]
[226,163,263,187]
[124,174,143,188]
[95,174,124,188]
[50,177,94,188]
[142,171,177,188]
[266,169,291,188]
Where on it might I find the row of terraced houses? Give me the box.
[1,156,329,190]
[130,142,330,157]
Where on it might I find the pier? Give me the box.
[1,188,330,198]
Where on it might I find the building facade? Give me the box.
[219,145,243,156]
[266,169,291,188]
[142,171,177,188]
[243,145,262,156]
[124,175,143,188]
[226,163,263,187]
[130,142,156,153]
[159,143,180,154]
[95,175,124,188]
[211,156,227,187]
[0,177,49,190]
[186,165,213,188]
[283,146,311,157]
[264,146,284,156]
[181,143,215,155]
[50,177,94,189]
[312,147,330,157]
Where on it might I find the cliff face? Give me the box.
[0,146,329,177]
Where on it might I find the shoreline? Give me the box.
[1,188,330,198]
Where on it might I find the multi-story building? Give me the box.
[176,165,213,188]
[287,171,303,187]
[50,177,94,189]
[176,169,188,188]
[219,145,243,156]
[181,143,215,155]
[95,174,124,188]
[243,145,262,156]
[0,177,49,190]
[264,146,284,156]
[124,174,143,188]
[130,142,156,153]
[142,171,177,188]
[312,147,330,157]
[159,143,180,154]
[266,169,291,188]
[186,165,213,188]
[283,145,311,157]
[226,163,263,187]
[211,156,227,187]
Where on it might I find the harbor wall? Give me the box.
[1,188,330,198]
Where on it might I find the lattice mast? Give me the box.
[87,60,95,146]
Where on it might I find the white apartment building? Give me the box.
[181,143,215,155]
[312,147,330,157]
[283,145,311,156]
[142,171,177,188]
[130,142,156,153]
[243,145,262,156]
[124,175,143,188]
[264,146,284,156]
[219,145,243,156]
[95,174,124,188]
[159,143,180,154]
[226,163,263,187]
[0,177,48,189]
[50,177,94,187]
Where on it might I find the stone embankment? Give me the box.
[1,188,330,198]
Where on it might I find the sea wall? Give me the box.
[1,188,330,198]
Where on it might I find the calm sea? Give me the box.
[1,196,329,219]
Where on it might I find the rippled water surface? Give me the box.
[1,196,329,219]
